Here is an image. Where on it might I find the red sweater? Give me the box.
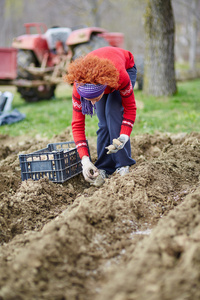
[71,47,137,158]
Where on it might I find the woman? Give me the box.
[64,46,137,186]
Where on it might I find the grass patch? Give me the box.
[0,79,199,139]
[134,79,200,134]
[0,85,75,138]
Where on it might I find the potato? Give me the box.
[91,174,105,187]
[113,138,122,146]
[107,145,116,151]
[105,144,116,154]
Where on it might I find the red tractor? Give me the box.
[0,23,124,102]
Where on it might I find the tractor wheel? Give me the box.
[17,50,56,102]
[17,50,36,79]
[72,35,109,60]
[17,85,56,103]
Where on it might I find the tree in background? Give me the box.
[144,0,177,96]
[0,0,146,54]
[0,0,199,88]
[188,0,199,70]
[172,0,200,71]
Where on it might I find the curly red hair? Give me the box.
[64,55,119,89]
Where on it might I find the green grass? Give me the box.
[0,79,199,139]
[134,79,200,134]
[0,85,74,138]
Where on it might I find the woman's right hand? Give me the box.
[81,156,99,183]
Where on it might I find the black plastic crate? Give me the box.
[19,141,82,183]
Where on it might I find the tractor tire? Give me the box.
[17,50,36,79]
[17,85,56,103]
[72,35,109,60]
[17,50,56,102]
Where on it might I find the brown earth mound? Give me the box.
[0,130,199,300]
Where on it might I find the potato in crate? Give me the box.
[19,141,83,183]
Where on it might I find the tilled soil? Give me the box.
[0,130,199,300]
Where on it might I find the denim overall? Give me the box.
[95,65,137,174]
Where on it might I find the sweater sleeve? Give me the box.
[119,74,137,136]
[71,84,90,158]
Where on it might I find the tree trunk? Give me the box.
[91,0,101,27]
[189,0,198,71]
[144,0,177,96]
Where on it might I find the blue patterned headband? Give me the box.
[76,83,107,99]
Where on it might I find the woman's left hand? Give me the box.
[105,134,129,154]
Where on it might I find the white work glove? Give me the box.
[106,134,129,154]
[81,156,99,183]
